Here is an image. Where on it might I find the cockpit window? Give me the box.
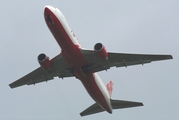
[46,15,53,25]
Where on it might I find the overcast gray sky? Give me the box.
[0,0,178,120]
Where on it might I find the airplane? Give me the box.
[9,5,173,116]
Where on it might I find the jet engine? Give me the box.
[94,43,108,59]
[38,53,51,70]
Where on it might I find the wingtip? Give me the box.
[9,83,16,89]
[170,55,173,59]
[80,113,83,117]
[80,112,87,117]
[9,84,14,89]
[164,55,173,60]
[166,55,173,59]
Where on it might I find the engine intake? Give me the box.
[38,53,51,70]
[94,43,108,59]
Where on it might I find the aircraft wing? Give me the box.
[81,49,173,73]
[9,54,74,88]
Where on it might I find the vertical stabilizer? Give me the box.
[106,81,113,98]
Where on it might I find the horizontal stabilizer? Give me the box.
[80,99,143,116]
[110,99,143,109]
[80,102,105,116]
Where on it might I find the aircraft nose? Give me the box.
[44,5,56,15]
[44,6,51,15]
[44,6,55,25]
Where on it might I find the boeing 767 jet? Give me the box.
[9,5,173,116]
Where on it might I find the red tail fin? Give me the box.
[106,81,113,98]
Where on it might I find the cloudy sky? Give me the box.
[0,0,178,120]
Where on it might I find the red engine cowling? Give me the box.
[94,43,108,59]
[38,53,51,70]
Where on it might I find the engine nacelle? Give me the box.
[94,43,108,59]
[38,53,51,70]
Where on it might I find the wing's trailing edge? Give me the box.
[80,99,143,116]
